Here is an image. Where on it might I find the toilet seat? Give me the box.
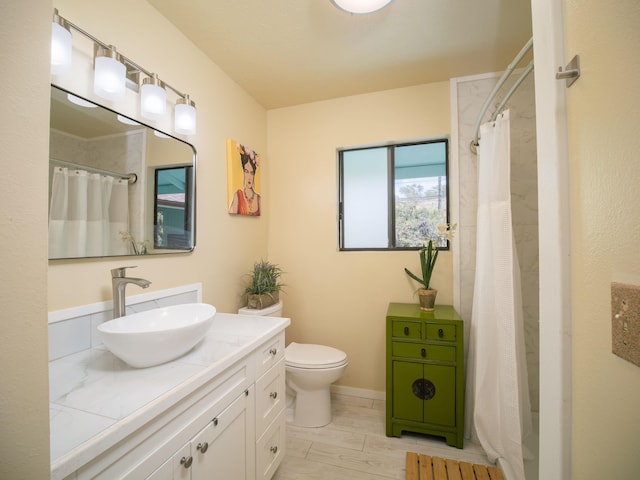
[285,342,347,369]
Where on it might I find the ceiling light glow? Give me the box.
[331,0,393,14]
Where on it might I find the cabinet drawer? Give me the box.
[256,333,285,378]
[256,409,286,480]
[426,324,457,342]
[392,342,456,362]
[256,358,285,437]
[391,321,422,339]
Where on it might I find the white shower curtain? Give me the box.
[465,110,532,480]
[49,166,130,258]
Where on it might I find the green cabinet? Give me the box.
[386,303,464,448]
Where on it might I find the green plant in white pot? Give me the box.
[243,260,285,309]
[404,224,456,311]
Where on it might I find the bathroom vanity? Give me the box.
[385,303,464,448]
[49,310,289,480]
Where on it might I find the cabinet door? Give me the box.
[421,364,456,427]
[392,361,424,422]
[146,443,189,480]
[142,442,190,480]
[392,361,456,427]
[192,391,252,480]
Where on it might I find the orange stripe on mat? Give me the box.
[406,452,503,480]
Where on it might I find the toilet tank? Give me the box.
[238,300,283,317]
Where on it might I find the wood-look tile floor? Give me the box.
[272,393,494,480]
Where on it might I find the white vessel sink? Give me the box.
[98,303,216,368]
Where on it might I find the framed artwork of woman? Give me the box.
[226,139,261,216]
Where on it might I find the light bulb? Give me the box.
[174,95,196,135]
[116,114,141,126]
[331,0,393,14]
[93,46,126,102]
[67,93,96,108]
[51,13,72,75]
[141,74,167,121]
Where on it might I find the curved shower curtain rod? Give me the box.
[470,37,534,154]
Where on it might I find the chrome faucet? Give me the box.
[111,266,151,318]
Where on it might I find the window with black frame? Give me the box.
[338,138,449,251]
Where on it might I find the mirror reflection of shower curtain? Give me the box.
[465,110,532,480]
[48,167,129,258]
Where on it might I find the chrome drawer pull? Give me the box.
[269,348,278,356]
[197,442,209,454]
[270,445,278,454]
[270,391,278,399]
[180,456,193,469]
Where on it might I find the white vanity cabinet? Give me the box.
[147,387,255,480]
[59,330,289,480]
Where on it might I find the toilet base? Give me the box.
[291,388,332,427]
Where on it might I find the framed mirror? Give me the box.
[49,85,196,259]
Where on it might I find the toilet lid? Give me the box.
[285,342,348,369]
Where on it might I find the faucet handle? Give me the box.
[111,266,137,278]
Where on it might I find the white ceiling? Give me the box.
[147,0,532,109]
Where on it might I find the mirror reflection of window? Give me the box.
[154,166,193,250]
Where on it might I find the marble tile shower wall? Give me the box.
[454,72,539,411]
[48,285,200,362]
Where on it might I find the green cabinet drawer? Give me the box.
[391,321,422,340]
[392,342,456,362]
[426,324,457,341]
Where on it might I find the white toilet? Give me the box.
[237,301,348,427]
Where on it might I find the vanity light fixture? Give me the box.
[51,9,72,75]
[93,45,126,102]
[50,9,197,136]
[174,94,197,135]
[331,0,393,14]
[141,73,167,120]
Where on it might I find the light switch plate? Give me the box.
[611,282,640,367]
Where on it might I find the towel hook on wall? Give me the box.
[556,55,581,87]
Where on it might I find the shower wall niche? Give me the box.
[451,71,539,411]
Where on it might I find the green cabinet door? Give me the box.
[392,361,456,427]
[422,364,455,427]
[392,361,423,422]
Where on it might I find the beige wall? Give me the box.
[565,0,640,477]
[0,1,51,478]
[267,83,452,391]
[48,0,270,313]
[2,0,269,476]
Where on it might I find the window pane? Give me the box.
[154,167,192,249]
[342,148,388,248]
[394,142,447,247]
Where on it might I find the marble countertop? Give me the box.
[49,312,290,480]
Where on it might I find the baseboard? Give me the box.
[330,384,385,401]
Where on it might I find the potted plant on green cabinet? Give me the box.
[243,259,285,309]
[404,224,456,311]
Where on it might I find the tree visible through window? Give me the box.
[338,139,448,250]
